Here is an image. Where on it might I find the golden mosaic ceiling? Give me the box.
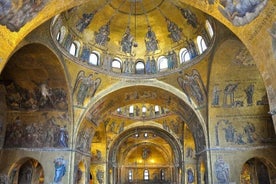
[62,0,209,58]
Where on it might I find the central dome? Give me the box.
[51,0,214,77]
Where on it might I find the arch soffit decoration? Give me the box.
[8,157,44,176]
[74,81,207,153]
[107,125,183,167]
[78,80,205,126]
[109,121,181,163]
[3,43,71,108]
[239,156,276,174]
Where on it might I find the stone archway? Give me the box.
[240,157,274,184]
[75,83,209,184]
[107,125,183,184]
[9,157,44,184]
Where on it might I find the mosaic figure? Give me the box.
[244,84,254,106]
[223,83,239,107]
[123,58,133,73]
[58,126,68,148]
[215,157,230,184]
[118,121,124,133]
[212,85,220,106]
[81,47,90,62]
[120,26,135,55]
[77,128,92,152]
[244,122,255,143]
[180,8,198,28]
[186,39,198,59]
[5,81,67,111]
[76,12,95,32]
[166,18,183,42]
[145,26,158,53]
[96,169,104,184]
[187,168,194,183]
[103,53,112,71]
[53,157,66,183]
[0,0,48,32]
[4,114,69,148]
[167,50,177,70]
[223,123,236,143]
[218,0,268,26]
[145,57,151,74]
[150,57,157,74]
[73,71,101,106]
[95,22,110,46]
[142,147,150,160]
[233,48,254,66]
[235,133,246,145]
[177,70,206,106]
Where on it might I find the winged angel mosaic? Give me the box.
[177,69,206,107]
[218,0,268,26]
[73,71,101,106]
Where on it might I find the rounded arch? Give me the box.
[135,60,145,74]
[240,157,275,184]
[1,43,71,149]
[75,81,207,148]
[75,81,208,183]
[8,157,44,184]
[107,125,184,183]
[108,122,183,165]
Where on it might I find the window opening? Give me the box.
[158,56,168,71]
[69,42,77,56]
[89,52,99,66]
[179,48,191,63]
[144,169,149,181]
[205,20,214,38]
[197,35,207,54]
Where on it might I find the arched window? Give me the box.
[69,42,77,56]
[112,58,122,73]
[129,105,134,117]
[56,31,61,42]
[197,36,207,54]
[128,170,133,182]
[205,20,214,38]
[160,169,165,181]
[135,61,145,74]
[89,51,100,66]
[158,56,168,71]
[144,169,149,181]
[144,132,148,138]
[117,108,122,114]
[57,26,67,43]
[179,48,191,63]
[69,41,81,57]
[155,105,159,115]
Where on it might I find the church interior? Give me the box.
[0,0,276,183]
